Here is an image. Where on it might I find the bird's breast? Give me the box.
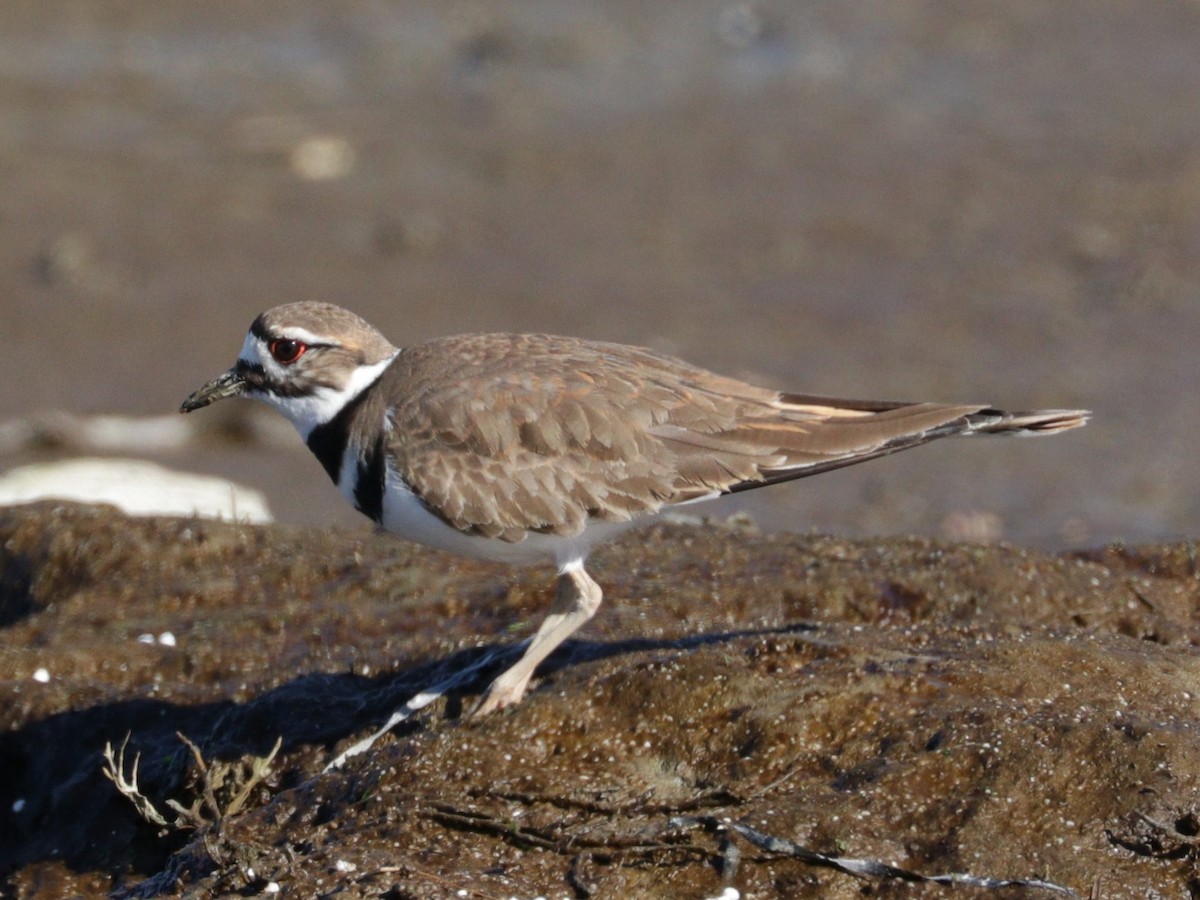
[377,462,641,569]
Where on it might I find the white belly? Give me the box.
[378,464,641,570]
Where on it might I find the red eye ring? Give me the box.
[269,338,307,364]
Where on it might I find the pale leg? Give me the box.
[471,565,603,716]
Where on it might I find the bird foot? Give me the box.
[469,672,532,717]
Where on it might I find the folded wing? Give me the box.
[386,334,1087,540]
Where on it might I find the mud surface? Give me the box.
[2,502,1200,897]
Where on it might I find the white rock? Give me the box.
[291,136,354,180]
[0,458,272,522]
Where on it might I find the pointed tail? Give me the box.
[966,408,1090,435]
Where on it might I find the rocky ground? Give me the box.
[2,502,1199,898]
[2,4,1198,897]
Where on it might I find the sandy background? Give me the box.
[1,1,1198,548]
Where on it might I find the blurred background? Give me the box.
[0,1,1196,549]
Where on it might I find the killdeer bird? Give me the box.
[181,302,1087,715]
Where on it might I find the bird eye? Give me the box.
[269,338,307,364]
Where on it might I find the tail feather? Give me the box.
[966,408,1091,435]
[677,402,1089,499]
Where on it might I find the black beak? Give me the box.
[180,369,247,413]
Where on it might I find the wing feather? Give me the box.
[383,334,1082,541]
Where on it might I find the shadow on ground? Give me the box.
[2,502,1199,897]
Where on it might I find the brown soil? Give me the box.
[2,502,1199,897]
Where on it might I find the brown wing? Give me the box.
[386,334,743,540]
[385,333,1082,541]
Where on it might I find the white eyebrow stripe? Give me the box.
[273,325,335,345]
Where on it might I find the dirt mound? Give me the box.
[2,503,1198,897]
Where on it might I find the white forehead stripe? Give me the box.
[239,331,267,364]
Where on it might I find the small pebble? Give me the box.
[32,668,50,683]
